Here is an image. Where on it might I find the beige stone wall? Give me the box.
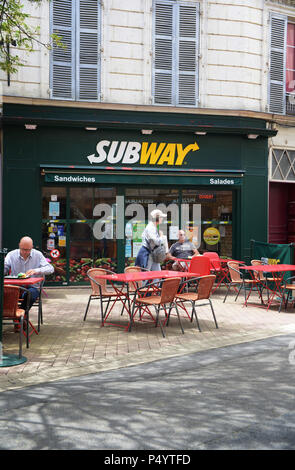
[0,0,294,115]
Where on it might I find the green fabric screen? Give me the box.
[250,239,295,280]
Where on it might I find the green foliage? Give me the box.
[0,0,62,75]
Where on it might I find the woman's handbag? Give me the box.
[151,243,166,263]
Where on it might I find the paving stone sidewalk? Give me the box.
[1,286,295,392]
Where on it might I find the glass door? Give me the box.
[124,187,179,268]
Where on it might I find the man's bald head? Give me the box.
[19,237,33,259]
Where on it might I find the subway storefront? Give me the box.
[2,103,276,285]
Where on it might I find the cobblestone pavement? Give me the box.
[1,286,295,392]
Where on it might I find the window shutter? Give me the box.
[269,13,287,114]
[178,3,199,106]
[77,0,100,101]
[153,1,174,104]
[153,1,199,106]
[51,0,74,99]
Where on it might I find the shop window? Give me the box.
[50,0,101,101]
[153,0,200,106]
[269,13,295,115]
[42,187,67,219]
[42,185,117,284]
[70,187,93,219]
[182,189,233,257]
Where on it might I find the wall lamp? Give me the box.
[85,127,98,131]
[247,134,259,139]
[25,124,37,130]
[194,131,207,135]
[141,129,153,135]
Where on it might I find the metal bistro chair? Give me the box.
[279,275,295,312]
[84,268,125,325]
[175,275,218,332]
[223,261,262,305]
[30,279,45,332]
[129,277,182,337]
[3,285,30,358]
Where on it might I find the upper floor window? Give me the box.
[270,148,295,182]
[50,0,101,101]
[269,13,295,115]
[152,0,200,106]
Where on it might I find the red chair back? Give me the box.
[189,256,211,276]
[203,252,221,270]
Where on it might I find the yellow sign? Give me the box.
[203,227,220,245]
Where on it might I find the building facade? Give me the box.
[0,0,294,284]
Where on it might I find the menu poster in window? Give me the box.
[169,226,179,240]
[58,236,66,247]
[49,201,60,217]
[133,223,145,242]
[125,239,132,257]
[47,238,55,250]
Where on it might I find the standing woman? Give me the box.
[135,209,167,271]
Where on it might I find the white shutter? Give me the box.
[178,3,199,106]
[77,0,100,101]
[153,1,174,104]
[269,13,287,114]
[51,0,74,99]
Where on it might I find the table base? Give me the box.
[0,353,27,367]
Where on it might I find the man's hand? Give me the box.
[25,269,36,277]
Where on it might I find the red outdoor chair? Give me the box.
[175,275,218,332]
[3,285,30,358]
[189,256,211,276]
[203,252,230,292]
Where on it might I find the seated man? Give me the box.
[166,230,200,271]
[4,236,54,311]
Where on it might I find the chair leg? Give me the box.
[223,282,233,303]
[191,302,201,332]
[83,296,92,321]
[209,299,218,329]
[279,288,286,313]
[235,282,243,302]
[19,316,24,359]
[174,303,184,334]
[128,299,137,332]
[38,295,43,331]
[155,305,165,338]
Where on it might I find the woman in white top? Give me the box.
[135,209,167,271]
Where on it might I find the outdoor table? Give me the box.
[93,270,199,330]
[4,276,44,344]
[239,264,295,310]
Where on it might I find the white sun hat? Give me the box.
[150,209,167,219]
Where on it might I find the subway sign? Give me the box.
[86,140,200,166]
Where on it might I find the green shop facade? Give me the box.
[1,103,276,285]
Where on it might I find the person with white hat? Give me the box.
[135,209,167,271]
